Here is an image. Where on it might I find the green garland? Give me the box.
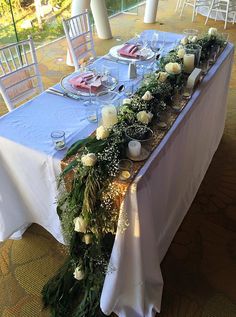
[42,29,227,317]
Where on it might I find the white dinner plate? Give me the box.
[60,72,118,97]
[109,44,155,62]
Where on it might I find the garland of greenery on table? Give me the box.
[42,28,226,317]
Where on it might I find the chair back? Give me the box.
[0,36,43,112]
[63,10,96,71]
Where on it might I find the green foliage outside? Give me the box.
[0,0,143,47]
[0,0,71,46]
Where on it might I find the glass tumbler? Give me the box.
[51,131,66,150]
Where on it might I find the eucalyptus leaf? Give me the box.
[66,135,95,157]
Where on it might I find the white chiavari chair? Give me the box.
[176,0,184,12]
[0,36,43,112]
[205,0,236,29]
[62,10,96,71]
[180,0,211,21]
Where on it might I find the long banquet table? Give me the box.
[0,31,234,317]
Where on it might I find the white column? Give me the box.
[91,0,112,39]
[71,0,90,16]
[144,0,159,23]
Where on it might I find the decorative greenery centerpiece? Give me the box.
[42,28,228,317]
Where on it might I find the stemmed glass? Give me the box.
[84,85,98,123]
[150,32,159,54]
[83,71,99,122]
[157,33,166,57]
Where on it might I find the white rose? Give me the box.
[188,35,193,42]
[165,62,181,75]
[171,63,182,74]
[191,35,198,43]
[137,111,153,124]
[123,98,131,105]
[83,233,93,244]
[180,37,188,45]
[177,48,185,59]
[142,91,153,101]
[208,27,217,36]
[73,267,84,280]
[96,126,109,140]
[157,71,168,83]
[81,153,97,167]
[74,216,87,233]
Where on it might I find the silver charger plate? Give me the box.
[109,44,155,62]
[60,72,118,97]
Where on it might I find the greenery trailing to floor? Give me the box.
[42,29,226,317]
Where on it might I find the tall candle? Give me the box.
[101,105,118,129]
[183,53,195,74]
[128,140,141,158]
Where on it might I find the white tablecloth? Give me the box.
[101,43,234,316]
[0,32,234,317]
[0,30,181,243]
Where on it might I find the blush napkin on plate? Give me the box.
[118,44,140,58]
[69,72,102,93]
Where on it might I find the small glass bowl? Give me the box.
[125,125,154,143]
[118,159,133,182]
[183,29,199,37]
[125,125,154,161]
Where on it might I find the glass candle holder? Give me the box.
[118,159,133,182]
[128,140,141,158]
[51,130,66,150]
[101,105,118,129]
[184,44,202,70]
[125,125,153,161]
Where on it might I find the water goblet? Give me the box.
[150,32,159,54]
[84,84,98,122]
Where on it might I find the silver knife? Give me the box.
[46,88,80,100]
[102,55,130,65]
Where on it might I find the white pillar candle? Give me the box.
[101,105,118,129]
[128,140,141,158]
[183,54,195,74]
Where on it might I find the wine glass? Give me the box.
[150,32,159,53]
[158,33,166,57]
[84,86,98,123]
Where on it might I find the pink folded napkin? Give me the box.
[69,72,102,93]
[118,44,140,58]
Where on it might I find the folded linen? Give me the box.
[118,44,140,58]
[69,72,102,93]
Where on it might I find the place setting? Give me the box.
[60,68,118,99]
[107,33,156,65]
